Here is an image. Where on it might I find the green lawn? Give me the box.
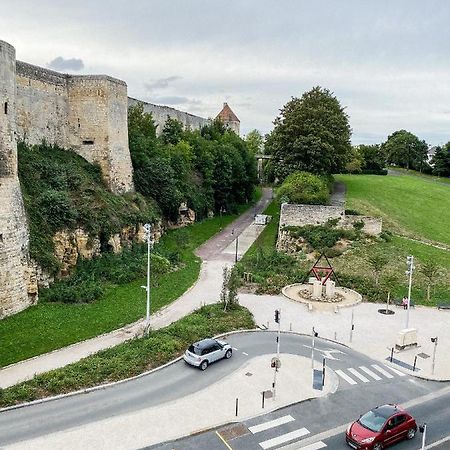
[335,174,450,246]
[0,188,262,368]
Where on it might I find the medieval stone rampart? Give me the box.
[128,97,209,134]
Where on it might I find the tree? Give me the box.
[265,86,352,179]
[431,143,450,177]
[161,117,184,145]
[357,144,386,173]
[381,130,428,171]
[419,259,441,302]
[277,171,330,205]
[220,266,239,311]
[367,252,388,285]
[245,129,264,154]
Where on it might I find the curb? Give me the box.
[0,329,342,414]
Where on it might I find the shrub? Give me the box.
[277,171,331,205]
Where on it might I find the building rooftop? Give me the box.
[216,102,240,123]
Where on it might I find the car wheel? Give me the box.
[200,360,208,371]
[225,349,232,359]
[373,444,382,450]
[407,428,416,439]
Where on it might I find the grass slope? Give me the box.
[0,188,261,368]
[335,174,450,245]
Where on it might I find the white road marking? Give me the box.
[296,442,327,449]
[249,415,295,434]
[383,364,406,376]
[242,352,249,356]
[232,347,238,351]
[259,428,310,449]
[359,366,382,380]
[371,364,394,378]
[335,370,357,385]
[348,368,370,382]
[424,434,450,448]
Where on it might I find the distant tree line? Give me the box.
[128,104,258,221]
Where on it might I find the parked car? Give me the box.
[346,404,417,449]
[183,338,232,370]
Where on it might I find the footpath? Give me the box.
[0,188,273,389]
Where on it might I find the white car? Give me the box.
[183,338,232,370]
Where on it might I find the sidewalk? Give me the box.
[240,294,450,381]
[7,354,338,450]
[0,189,273,388]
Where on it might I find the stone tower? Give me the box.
[0,40,31,317]
[216,102,240,135]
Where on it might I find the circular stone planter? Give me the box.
[282,283,362,310]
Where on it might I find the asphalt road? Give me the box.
[1,331,448,448]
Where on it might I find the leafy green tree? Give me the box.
[277,171,330,205]
[367,252,388,285]
[381,130,428,171]
[245,129,264,154]
[161,117,184,145]
[431,143,450,177]
[357,144,386,173]
[345,146,363,173]
[419,259,442,302]
[265,86,352,179]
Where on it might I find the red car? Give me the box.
[346,404,417,449]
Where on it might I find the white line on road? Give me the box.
[335,369,357,385]
[259,428,310,449]
[359,366,382,380]
[242,352,249,356]
[348,368,370,383]
[232,347,238,351]
[383,364,406,376]
[424,434,450,448]
[249,415,295,434]
[371,364,394,378]
[295,441,327,449]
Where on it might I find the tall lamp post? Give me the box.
[231,228,239,263]
[143,223,152,335]
[406,255,414,329]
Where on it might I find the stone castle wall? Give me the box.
[128,97,209,134]
[0,40,32,318]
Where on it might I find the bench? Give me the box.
[394,300,415,308]
[438,304,450,310]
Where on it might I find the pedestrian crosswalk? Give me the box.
[336,364,406,385]
[248,414,327,449]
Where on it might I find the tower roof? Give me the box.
[216,102,240,123]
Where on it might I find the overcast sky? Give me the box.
[1,0,450,144]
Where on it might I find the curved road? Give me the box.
[0,332,448,448]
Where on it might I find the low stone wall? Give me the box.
[339,216,383,236]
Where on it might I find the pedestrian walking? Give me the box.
[402,296,408,310]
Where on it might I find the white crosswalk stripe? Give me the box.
[347,368,370,383]
[296,442,327,449]
[372,364,394,378]
[359,365,382,380]
[249,415,295,434]
[335,369,357,385]
[259,427,310,449]
[383,364,406,376]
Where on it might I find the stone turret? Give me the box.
[216,102,240,135]
[0,40,32,317]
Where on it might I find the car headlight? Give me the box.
[361,437,375,444]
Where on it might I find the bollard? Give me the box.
[390,347,394,363]
[261,391,265,409]
[290,322,292,331]
[413,355,418,372]
[235,398,239,417]
[334,331,337,341]
[322,358,326,387]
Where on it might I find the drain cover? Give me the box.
[417,353,430,359]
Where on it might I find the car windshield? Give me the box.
[358,411,386,432]
[188,345,201,356]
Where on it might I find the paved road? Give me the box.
[2,331,445,448]
[149,383,450,450]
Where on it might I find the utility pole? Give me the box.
[431,337,438,375]
[406,255,414,329]
[273,309,281,398]
[143,223,152,335]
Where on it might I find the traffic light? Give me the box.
[274,309,280,324]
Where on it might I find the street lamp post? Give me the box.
[143,223,152,335]
[231,228,239,263]
[311,327,318,369]
[406,255,414,329]
[431,337,438,375]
